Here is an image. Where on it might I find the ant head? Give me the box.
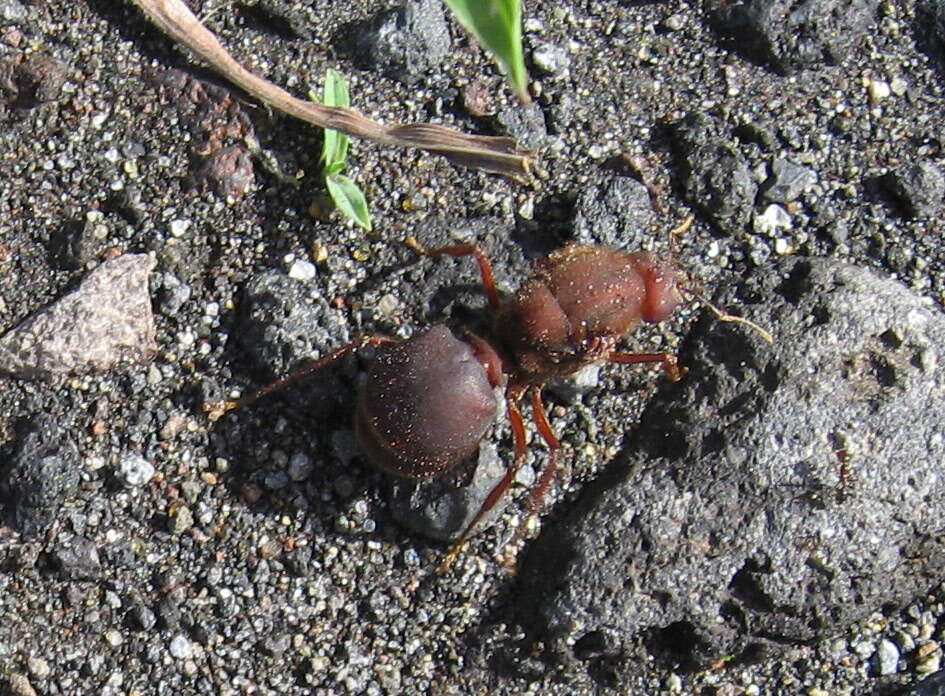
[633,254,684,324]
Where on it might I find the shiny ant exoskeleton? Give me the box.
[208,218,770,571]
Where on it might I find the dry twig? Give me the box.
[129,0,533,177]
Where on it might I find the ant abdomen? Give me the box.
[355,324,500,480]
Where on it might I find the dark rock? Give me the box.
[0,253,157,379]
[2,53,67,107]
[897,670,945,696]
[157,597,182,631]
[130,603,157,631]
[53,537,101,580]
[884,161,945,219]
[494,101,547,151]
[735,120,779,151]
[762,158,817,203]
[350,0,451,84]
[51,215,112,270]
[523,258,945,670]
[673,113,757,233]
[572,176,653,247]
[261,633,291,657]
[157,273,192,315]
[389,442,512,542]
[245,0,313,40]
[710,0,880,74]
[237,270,350,378]
[4,414,80,538]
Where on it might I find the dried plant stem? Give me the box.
[129,0,533,177]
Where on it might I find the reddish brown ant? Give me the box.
[207,218,770,571]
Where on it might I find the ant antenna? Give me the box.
[681,287,774,344]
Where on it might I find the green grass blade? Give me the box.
[326,173,372,231]
[443,0,528,101]
[321,69,350,168]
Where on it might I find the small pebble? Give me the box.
[531,42,570,75]
[868,79,891,104]
[169,506,193,535]
[118,453,155,487]
[104,629,123,648]
[6,674,36,696]
[168,219,191,237]
[876,638,899,675]
[25,657,49,680]
[916,642,942,673]
[287,452,314,481]
[168,635,193,660]
[754,204,792,236]
[663,13,685,30]
[288,259,317,281]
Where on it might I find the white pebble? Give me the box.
[169,219,191,237]
[753,204,792,236]
[169,635,193,659]
[288,259,317,281]
[118,453,155,487]
[868,79,891,104]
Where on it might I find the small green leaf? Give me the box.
[443,0,528,102]
[320,69,350,168]
[326,173,372,231]
[324,161,345,176]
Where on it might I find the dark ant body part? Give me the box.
[208,224,768,572]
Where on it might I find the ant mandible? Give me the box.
[207,217,770,572]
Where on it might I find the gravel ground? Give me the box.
[0,0,944,694]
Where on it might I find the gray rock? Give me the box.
[532,43,570,76]
[878,638,901,675]
[0,0,28,23]
[3,53,67,107]
[885,161,945,219]
[53,537,101,580]
[0,253,157,379]
[237,270,349,378]
[389,441,512,542]
[572,176,653,248]
[158,273,192,315]
[673,113,757,233]
[495,101,547,151]
[168,635,193,660]
[5,674,36,696]
[117,452,155,487]
[351,0,451,84]
[763,158,817,203]
[898,669,945,696]
[4,414,80,538]
[710,0,880,73]
[523,258,945,669]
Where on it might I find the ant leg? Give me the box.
[205,334,395,421]
[609,350,684,382]
[437,384,528,574]
[500,386,561,568]
[405,238,500,313]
